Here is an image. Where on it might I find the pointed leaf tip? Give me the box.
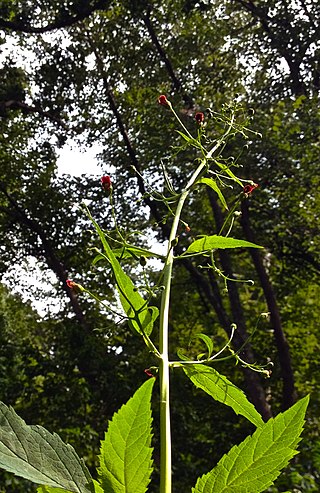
[186,235,263,254]
[98,379,155,493]
[184,364,264,428]
[198,178,229,210]
[86,212,158,336]
[192,395,309,493]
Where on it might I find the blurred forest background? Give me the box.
[0,1,319,492]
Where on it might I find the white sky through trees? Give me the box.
[57,141,102,176]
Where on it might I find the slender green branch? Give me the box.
[217,197,241,235]
[169,323,237,367]
[158,132,227,493]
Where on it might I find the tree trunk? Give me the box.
[207,189,272,419]
[181,256,272,420]
[240,199,297,409]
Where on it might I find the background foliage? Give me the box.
[0,1,319,491]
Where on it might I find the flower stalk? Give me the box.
[158,104,229,492]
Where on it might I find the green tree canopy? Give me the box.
[0,1,319,491]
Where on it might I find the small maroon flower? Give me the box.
[195,112,205,124]
[66,279,83,292]
[158,94,169,107]
[66,279,77,289]
[101,175,112,192]
[144,368,155,378]
[243,183,259,195]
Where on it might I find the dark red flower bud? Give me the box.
[243,183,259,195]
[158,94,169,107]
[66,279,77,289]
[195,112,205,124]
[66,279,83,292]
[101,175,112,191]
[144,368,155,378]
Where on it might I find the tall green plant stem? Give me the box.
[158,138,222,493]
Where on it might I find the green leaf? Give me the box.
[112,246,163,260]
[191,333,214,359]
[177,348,191,361]
[185,235,263,254]
[126,304,159,337]
[92,254,105,265]
[37,487,73,493]
[93,480,104,493]
[192,395,309,493]
[184,365,264,428]
[37,486,103,493]
[0,402,93,493]
[217,163,243,186]
[86,208,158,336]
[176,130,199,147]
[198,178,229,210]
[98,378,155,493]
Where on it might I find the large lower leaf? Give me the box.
[192,395,309,493]
[37,482,103,493]
[37,487,73,493]
[98,378,155,493]
[185,235,262,254]
[184,365,264,428]
[0,402,93,493]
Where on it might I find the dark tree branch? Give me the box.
[143,11,194,108]
[240,199,297,409]
[0,182,87,328]
[233,0,308,95]
[89,35,170,234]
[0,182,109,388]
[299,0,319,31]
[0,0,110,33]
[0,100,67,129]
[181,259,230,329]
[282,246,320,275]
[207,188,272,419]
